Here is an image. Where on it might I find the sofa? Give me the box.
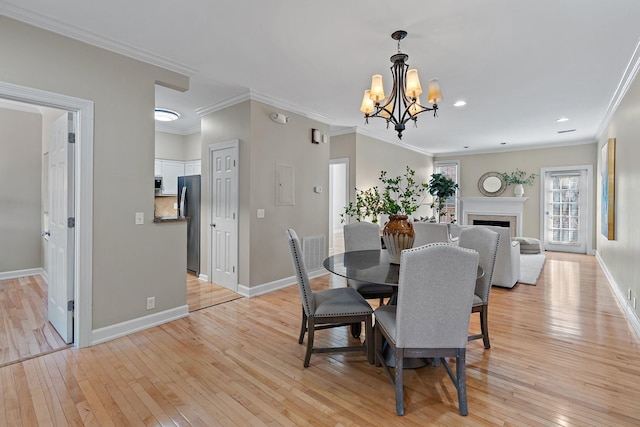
[451,225,520,288]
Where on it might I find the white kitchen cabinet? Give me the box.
[184,160,201,176]
[154,160,162,177]
[159,160,184,195]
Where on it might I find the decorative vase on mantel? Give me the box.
[514,184,525,197]
[382,215,415,264]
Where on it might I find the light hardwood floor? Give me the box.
[186,273,242,312]
[1,252,639,425]
[0,275,68,368]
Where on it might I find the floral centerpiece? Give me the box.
[342,166,429,263]
[502,169,537,197]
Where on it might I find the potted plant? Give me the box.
[428,173,459,222]
[502,169,537,197]
[342,166,429,263]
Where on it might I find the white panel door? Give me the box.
[543,169,588,253]
[210,144,238,291]
[48,113,74,343]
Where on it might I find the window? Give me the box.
[434,160,459,223]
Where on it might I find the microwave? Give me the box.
[154,176,163,194]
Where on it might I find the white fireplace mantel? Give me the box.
[459,197,528,236]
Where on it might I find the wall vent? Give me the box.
[302,235,325,271]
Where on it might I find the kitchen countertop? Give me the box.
[153,216,190,223]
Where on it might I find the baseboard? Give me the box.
[237,268,328,298]
[0,268,43,280]
[91,305,189,345]
[596,251,640,338]
[198,273,208,281]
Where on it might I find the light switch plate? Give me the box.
[257,209,265,218]
[135,212,144,225]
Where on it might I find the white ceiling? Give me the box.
[2,0,640,155]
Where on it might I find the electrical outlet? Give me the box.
[146,296,155,310]
[135,212,144,225]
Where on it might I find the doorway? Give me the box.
[540,166,593,253]
[329,158,349,254]
[0,81,94,349]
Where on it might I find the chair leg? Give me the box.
[350,322,362,338]
[364,315,374,364]
[395,347,404,416]
[374,323,383,367]
[480,305,490,349]
[303,317,315,367]
[456,348,468,416]
[298,308,307,344]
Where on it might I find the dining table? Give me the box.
[323,248,483,368]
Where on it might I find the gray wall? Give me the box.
[1,16,189,330]
[436,143,598,240]
[201,100,330,288]
[0,108,42,272]
[155,131,202,161]
[598,70,640,321]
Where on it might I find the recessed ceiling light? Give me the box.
[556,117,569,122]
[154,108,180,122]
[500,142,507,145]
[463,146,469,149]
[453,100,467,107]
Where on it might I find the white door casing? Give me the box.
[209,140,239,291]
[0,80,94,348]
[48,113,74,343]
[540,166,593,254]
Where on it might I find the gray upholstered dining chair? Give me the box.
[374,243,479,416]
[458,226,500,349]
[343,222,395,305]
[286,229,374,367]
[412,222,454,246]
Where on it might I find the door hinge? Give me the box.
[233,212,235,219]
[68,217,75,228]
[67,300,74,311]
[233,266,235,273]
[68,133,76,144]
[233,160,236,167]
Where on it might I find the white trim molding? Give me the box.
[237,268,327,298]
[596,252,640,339]
[91,305,189,345]
[0,268,43,280]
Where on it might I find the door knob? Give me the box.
[210,223,216,227]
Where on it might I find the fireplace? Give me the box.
[460,197,527,237]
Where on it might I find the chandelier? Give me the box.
[360,30,442,139]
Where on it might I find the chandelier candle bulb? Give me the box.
[360,90,374,114]
[405,69,423,98]
[370,75,385,102]
[427,79,443,104]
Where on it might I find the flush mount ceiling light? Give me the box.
[556,117,569,122]
[154,108,180,122]
[453,100,467,107]
[359,30,443,140]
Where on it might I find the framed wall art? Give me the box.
[600,138,616,240]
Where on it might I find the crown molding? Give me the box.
[434,138,596,157]
[354,126,435,157]
[596,37,640,140]
[195,89,335,125]
[1,3,197,77]
[154,123,201,136]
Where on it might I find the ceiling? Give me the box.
[2,0,640,155]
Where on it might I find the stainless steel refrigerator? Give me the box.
[178,175,201,275]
